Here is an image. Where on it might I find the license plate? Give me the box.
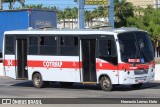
[136,77,146,83]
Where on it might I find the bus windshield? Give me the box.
[118,31,154,64]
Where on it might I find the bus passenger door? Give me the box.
[81,39,97,82]
[16,39,28,79]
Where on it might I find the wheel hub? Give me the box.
[35,77,40,86]
[103,79,110,88]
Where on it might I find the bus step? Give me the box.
[16,78,28,80]
[81,82,97,84]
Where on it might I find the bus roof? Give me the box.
[4,28,144,35]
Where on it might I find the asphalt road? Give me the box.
[0,76,160,99]
[0,76,160,107]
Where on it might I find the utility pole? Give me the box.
[78,0,85,29]
[109,0,114,28]
[0,0,2,10]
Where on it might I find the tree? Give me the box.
[134,6,144,16]
[22,4,57,11]
[71,7,78,29]
[97,6,108,18]
[64,7,72,29]
[58,10,66,28]
[85,10,92,27]
[97,6,108,26]
[3,0,25,9]
[84,6,109,28]
[114,0,134,27]
[58,7,78,29]
[22,4,43,9]
[127,6,160,56]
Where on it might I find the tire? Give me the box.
[131,83,143,89]
[100,76,113,91]
[60,82,74,87]
[32,73,49,88]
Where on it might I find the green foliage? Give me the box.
[72,7,78,19]
[85,10,94,27]
[97,6,108,18]
[127,6,160,44]
[57,5,108,28]
[64,7,72,20]
[3,0,25,9]
[85,6,108,27]
[20,4,58,10]
[58,7,78,21]
[114,0,134,27]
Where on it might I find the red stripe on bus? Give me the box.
[96,63,117,70]
[118,63,149,70]
[28,60,82,68]
[3,60,150,70]
[3,60,17,66]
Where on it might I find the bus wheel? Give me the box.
[131,83,143,89]
[60,82,73,87]
[33,73,47,88]
[100,76,113,91]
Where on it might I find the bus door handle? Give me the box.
[25,66,28,70]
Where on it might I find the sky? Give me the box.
[3,0,97,10]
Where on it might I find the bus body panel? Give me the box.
[96,70,119,84]
[4,55,16,79]
[118,69,155,84]
[27,55,81,82]
[118,63,155,84]
[96,58,119,84]
[27,56,119,84]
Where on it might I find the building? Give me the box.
[57,18,109,29]
[126,0,160,8]
[154,0,160,8]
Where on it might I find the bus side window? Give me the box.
[107,40,116,56]
[5,35,15,54]
[40,36,57,55]
[29,36,38,55]
[60,36,79,56]
[99,38,117,65]
[107,40,111,55]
